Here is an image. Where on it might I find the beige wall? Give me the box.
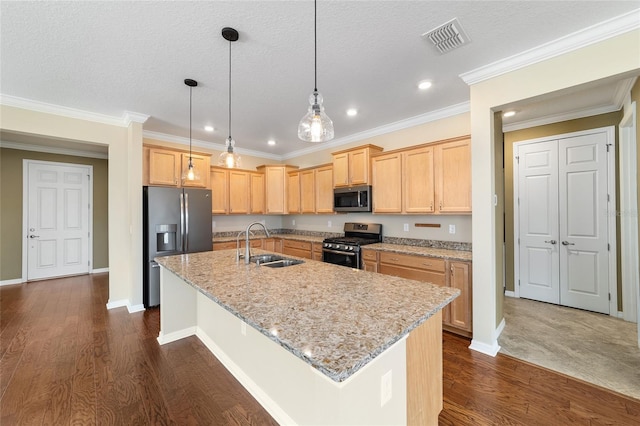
[0,148,109,280]
[503,112,623,309]
[632,79,640,268]
[494,112,504,328]
[469,29,640,352]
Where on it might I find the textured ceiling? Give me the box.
[1,1,638,159]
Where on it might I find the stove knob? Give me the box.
[347,246,353,251]
[325,243,331,249]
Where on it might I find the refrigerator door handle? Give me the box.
[185,192,189,252]
[180,192,185,252]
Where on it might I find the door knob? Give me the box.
[29,235,40,239]
[544,240,557,244]
[562,241,575,246]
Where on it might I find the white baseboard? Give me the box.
[91,267,109,274]
[495,318,506,339]
[106,299,129,310]
[157,326,197,345]
[469,338,501,357]
[0,278,24,286]
[127,304,145,313]
[504,290,516,298]
[195,327,296,426]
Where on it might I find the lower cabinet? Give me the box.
[282,239,313,259]
[374,251,471,337]
[262,238,283,253]
[213,239,262,251]
[312,242,323,261]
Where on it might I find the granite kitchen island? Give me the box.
[155,249,459,425]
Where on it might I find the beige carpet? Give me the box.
[498,296,640,400]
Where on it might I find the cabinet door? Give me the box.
[250,173,265,214]
[447,261,472,332]
[372,152,402,213]
[315,165,334,213]
[228,170,250,214]
[312,242,323,261]
[181,153,210,188]
[349,148,369,185]
[436,139,471,213]
[287,172,301,214]
[265,167,286,214]
[403,147,435,213]
[332,152,349,187]
[300,170,316,213]
[149,148,180,186]
[210,168,228,214]
[361,249,378,272]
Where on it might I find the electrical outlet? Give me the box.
[449,224,456,234]
[381,370,392,406]
[292,219,296,226]
[403,223,409,232]
[328,220,332,228]
[240,322,247,336]
[212,221,216,228]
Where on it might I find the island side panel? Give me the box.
[157,267,198,344]
[406,310,443,426]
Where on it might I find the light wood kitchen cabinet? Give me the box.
[300,169,316,213]
[210,167,265,215]
[250,173,265,214]
[435,138,471,213]
[446,260,472,334]
[263,238,283,253]
[257,165,299,214]
[287,171,301,214]
[180,153,210,188]
[378,252,446,286]
[361,249,378,272]
[210,168,229,214]
[332,145,383,187]
[371,152,402,213]
[403,146,435,213]
[312,242,323,261]
[282,239,313,259]
[315,165,334,213]
[228,170,250,214]
[145,146,210,188]
[214,239,262,252]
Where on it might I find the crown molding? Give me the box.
[0,94,147,127]
[502,104,621,133]
[280,101,471,160]
[0,140,108,159]
[460,9,640,85]
[613,77,637,108]
[142,130,282,161]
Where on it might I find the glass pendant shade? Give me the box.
[298,90,334,142]
[218,137,241,168]
[182,158,200,181]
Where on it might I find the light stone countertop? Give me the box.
[363,243,472,262]
[155,249,459,382]
[213,233,326,244]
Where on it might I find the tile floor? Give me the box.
[499,296,640,400]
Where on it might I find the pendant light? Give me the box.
[298,0,334,142]
[218,27,241,168]
[183,78,199,181]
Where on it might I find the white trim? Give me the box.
[157,326,197,345]
[613,77,638,109]
[0,94,148,127]
[0,278,24,286]
[512,145,521,299]
[195,326,297,426]
[127,304,145,313]
[460,9,640,85]
[91,267,109,274]
[106,299,129,310]
[495,318,506,339]
[0,141,108,159]
[503,104,621,133]
[618,311,625,319]
[22,160,93,282]
[505,290,516,298]
[469,338,501,357]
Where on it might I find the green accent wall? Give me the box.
[0,148,108,280]
[503,111,623,310]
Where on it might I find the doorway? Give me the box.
[22,160,93,280]
[513,127,617,315]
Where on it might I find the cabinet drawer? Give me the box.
[283,240,312,251]
[282,247,312,259]
[361,249,378,261]
[378,264,445,286]
[378,252,445,272]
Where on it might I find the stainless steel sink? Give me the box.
[250,254,304,268]
[250,254,284,264]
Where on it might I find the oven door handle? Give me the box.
[323,248,357,257]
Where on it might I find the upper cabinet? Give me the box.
[288,165,334,215]
[287,171,301,214]
[257,165,299,214]
[249,172,265,214]
[372,136,471,214]
[210,167,229,214]
[332,145,383,187]
[144,146,211,188]
[210,167,265,215]
[315,164,334,213]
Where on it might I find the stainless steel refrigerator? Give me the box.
[143,186,212,308]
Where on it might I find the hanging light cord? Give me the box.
[228,37,232,146]
[189,85,193,164]
[314,0,317,93]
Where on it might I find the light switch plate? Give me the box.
[292,219,296,226]
[449,224,456,234]
[403,223,409,232]
[328,220,332,228]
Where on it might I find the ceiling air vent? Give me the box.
[422,18,470,54]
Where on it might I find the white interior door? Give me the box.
[518,140,560,304]
[27,161,91,280]
[558,133,610,314]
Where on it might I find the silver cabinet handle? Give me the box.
[29,235,40,238]
[562,241,575,246]
[544,240,557,244]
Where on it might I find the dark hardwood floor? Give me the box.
[1,274,639,425]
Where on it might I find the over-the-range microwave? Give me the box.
[333,185,372,212]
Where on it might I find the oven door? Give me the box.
[323,248,361,269]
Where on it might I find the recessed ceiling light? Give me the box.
[418,80,432,90]
[346,108,358,116]
[503,111,516,118]
[267,139,276,146]
[204,125,214,132]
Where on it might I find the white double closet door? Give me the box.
[516,128,613,315]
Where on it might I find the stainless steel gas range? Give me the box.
[322,222,382,269]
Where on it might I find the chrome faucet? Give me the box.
[237,222,270,264]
